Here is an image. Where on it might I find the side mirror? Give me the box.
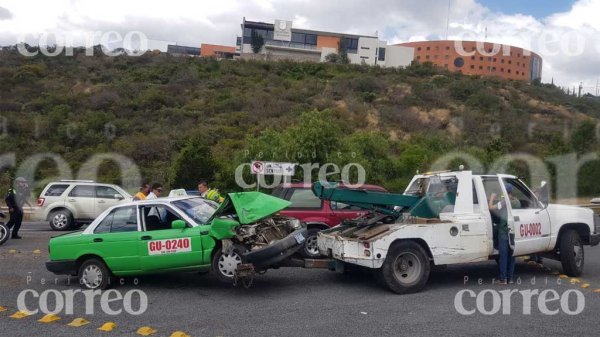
[171,220,186,229]
[115,194,124,200]
[539,181,549,207]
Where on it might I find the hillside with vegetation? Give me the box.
[1,46,600,196]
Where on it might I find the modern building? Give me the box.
[238,18,414,68]
[200,44,236,59]
[397,40,542,82]
[167,44,201,57]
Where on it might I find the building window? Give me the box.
[446,46,450,50]
[426,55,430,60]
[517,53,521,57]
[508,60,512,64]
[470,65,475,69]
[501,59,505,63]
[378,47,386,62]
[435,46,439,51]
[500,68,504,72]
[418,47,421,51]
[492,67,496,71]
[479,66,483,70]
[426,46,430,51]
[454,57,465,68]
[417,56,421,60]
[471,56,475,60]
[305,34,317,45]
[341,37,359,53]
[508,69,511,73]
[480,56,484,61]
[493,58,497,62]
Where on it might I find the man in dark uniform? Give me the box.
[5,177,30,239]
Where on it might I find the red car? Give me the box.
[272,182,388,258]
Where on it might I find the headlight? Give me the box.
[290,219,301,230]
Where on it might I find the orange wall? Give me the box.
[201,44,236,57]
[317,35,340,50]
[397,41,542,81]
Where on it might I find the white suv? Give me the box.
[36,180,132,231]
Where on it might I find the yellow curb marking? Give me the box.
[581,283,590,289]
[68,317,91,327]
[570,278,581,284]
[550,271,559,275]
[33,249,42,254]
[559,274,568,279]
[38,314,60,323]
[98,322,117,332]
[0,306,7,312]
[10,311,33,319]
[137,326,157,336]
[169,332,191,337]
[8,249,17,254]
[594,289,600,293]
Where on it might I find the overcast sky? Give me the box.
[0,0,598,94]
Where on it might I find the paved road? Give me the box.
[1,222,599,337]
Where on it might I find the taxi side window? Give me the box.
[95,207,138,233]
[142,205,184,231]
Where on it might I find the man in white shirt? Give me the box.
[146,183,163,200]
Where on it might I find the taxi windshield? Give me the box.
[172,198,218,224]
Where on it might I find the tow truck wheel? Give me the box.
[377,241,430,294]
[560,230,584,277]
[212,245,248,284]
[78,258,111,290]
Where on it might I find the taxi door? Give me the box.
[138,204,204,272]
[88,205,142,274]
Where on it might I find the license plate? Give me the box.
[294,233,305,244]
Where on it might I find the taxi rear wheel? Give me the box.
[78,258,111,290]
[212,245,247,284]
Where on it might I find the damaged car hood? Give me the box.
[209,192,292,225]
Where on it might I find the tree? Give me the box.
[168,135,216,189]
[250,31,265,54]
[337,40,350,64]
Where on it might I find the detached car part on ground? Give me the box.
[317,171,600,294]
[46,193,306,289]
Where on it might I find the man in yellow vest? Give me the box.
[198,180,224,203]
[133,182,150,201]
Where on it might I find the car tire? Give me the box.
[560,230,584,277]
[78,258,112,290]
[301,228,322,258]
[376,241,430,294]
[49,210,74,231]
[212,245,248,284]
[0,223,9,246]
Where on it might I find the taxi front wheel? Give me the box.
[78,258,112,290]
[212,245,248,284]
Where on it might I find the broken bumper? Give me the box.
[244,229,307,268]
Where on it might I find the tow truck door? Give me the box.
[499,177,552,255]
[138,205,204,272]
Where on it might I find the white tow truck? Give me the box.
[316,171,600,294]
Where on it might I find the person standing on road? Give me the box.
[133,182,150,201]
[198,180,224,203]
[146,183,163,200]
[5,177,31,239]
[488,184,518,285]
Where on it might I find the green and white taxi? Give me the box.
[46,193,306,289]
